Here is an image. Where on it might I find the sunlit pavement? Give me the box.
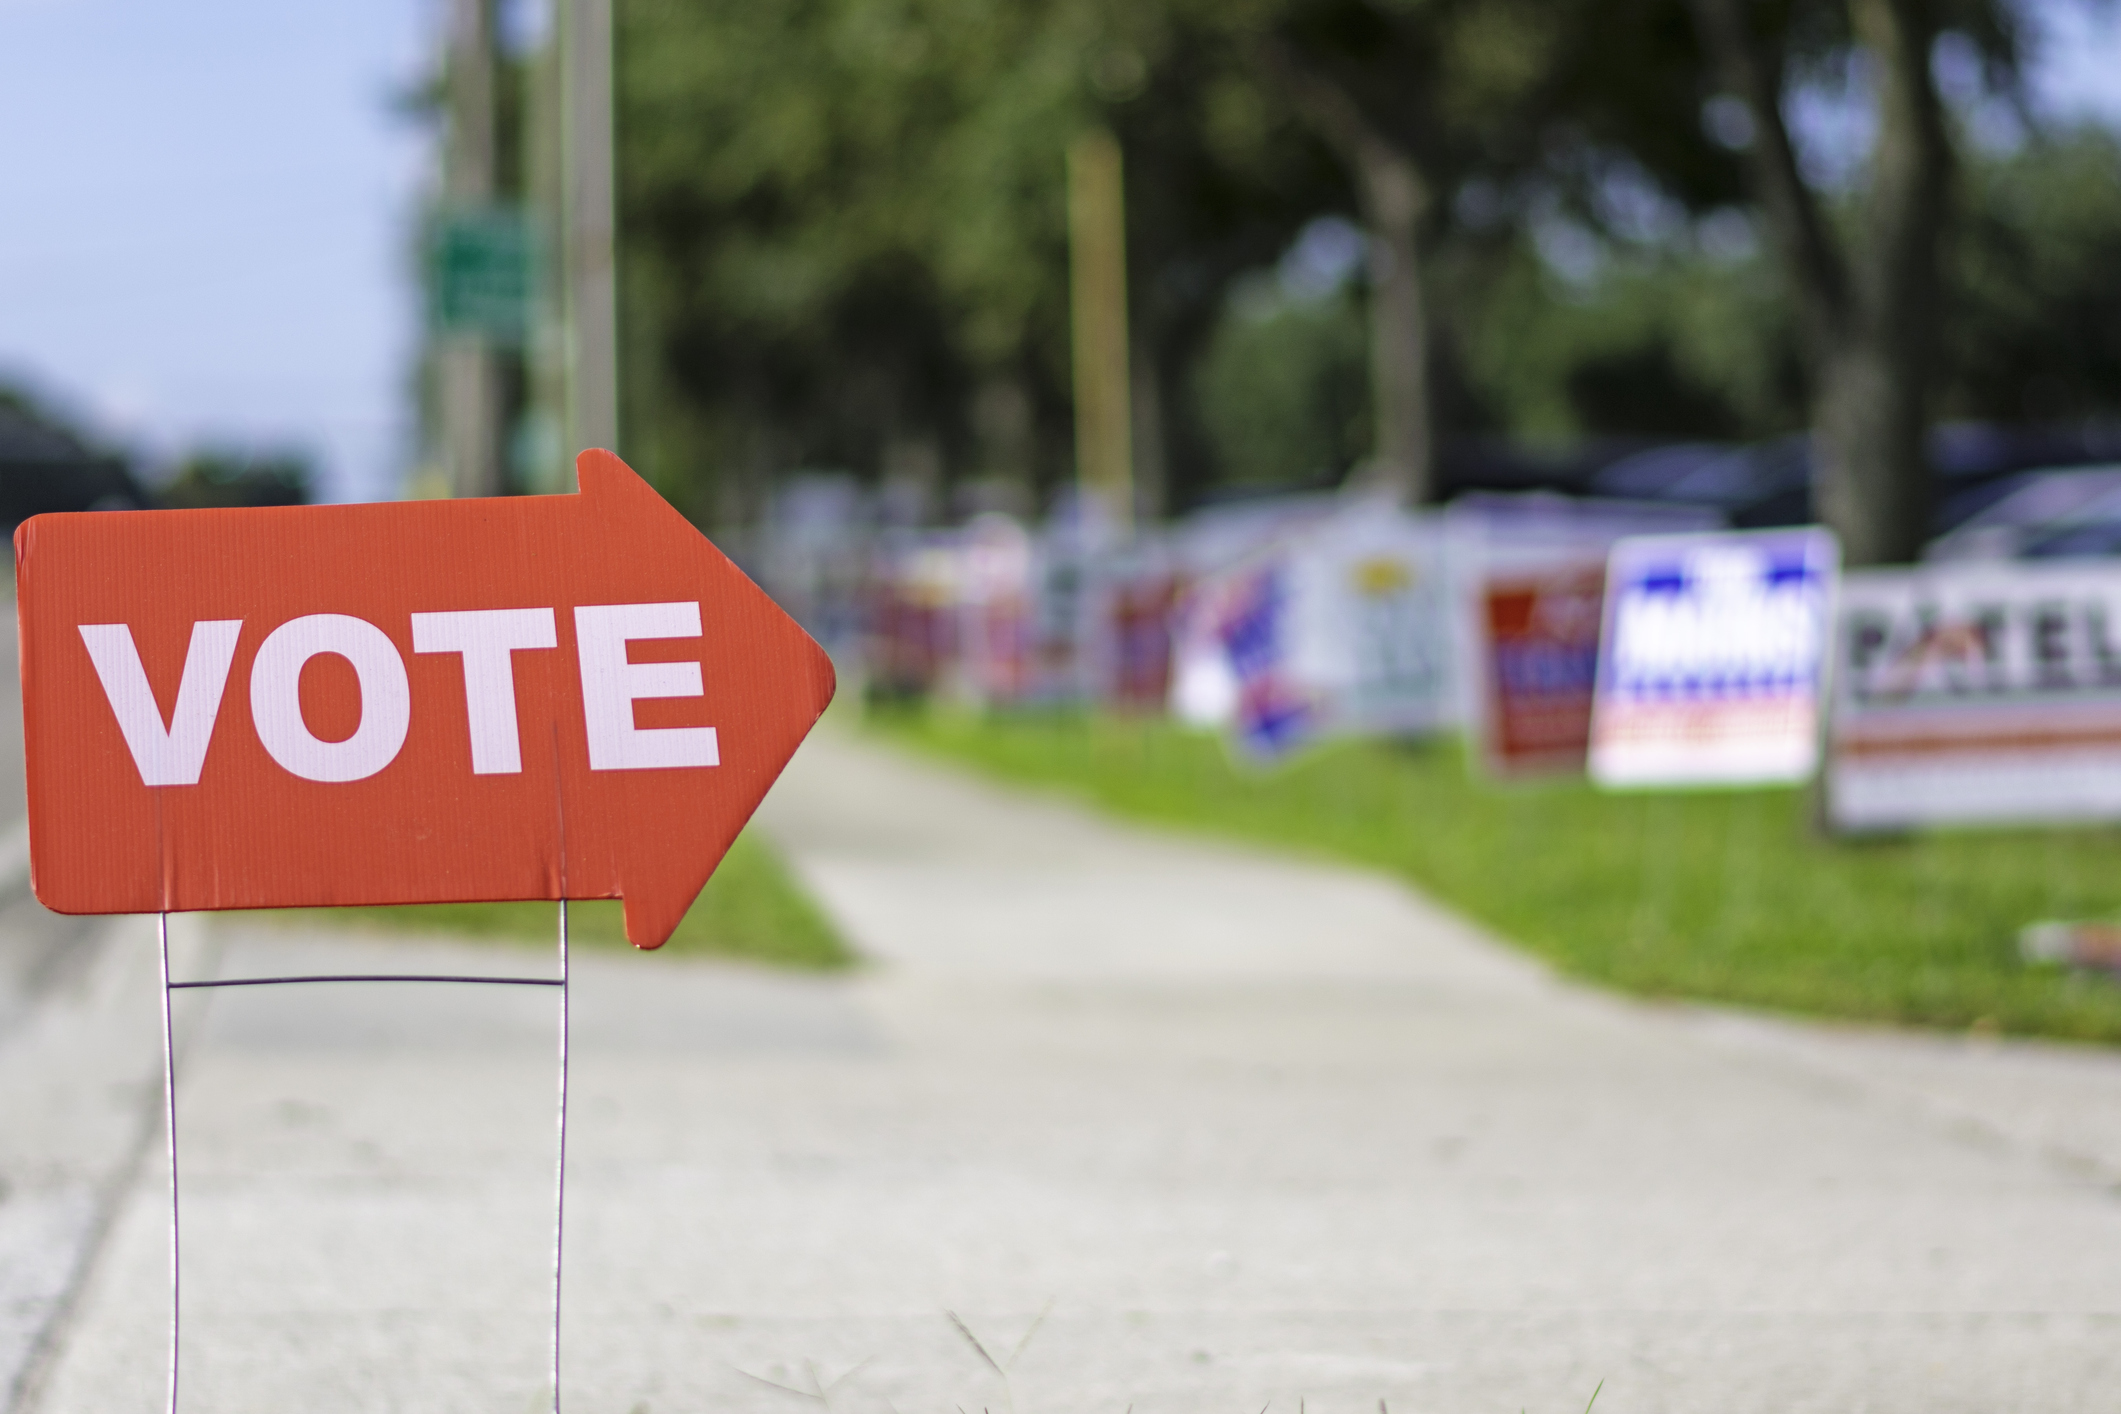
[9,724,2121,1413]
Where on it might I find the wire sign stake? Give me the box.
[155,903,572,1412]
[553,898,571,1411]
[155,913,180,1414]
[19,450,834,1404]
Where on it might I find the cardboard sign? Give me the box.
[1448,494,1723,778]
[866,534,963,700]
[1588,527,1837,788]
[1080,540,1179,715]
[956,514,1036,705]
[1172,551,1316,759]
[1830,559,2121,830]
[1215,555,1315,758]
[17,451,835,947]
[1101,567,1180,712]
[1289,512,1455,738]
[1476,560,1605,775]
[1169,509,1453,762]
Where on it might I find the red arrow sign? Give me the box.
[16,451,835,948]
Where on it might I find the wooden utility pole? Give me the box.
[1067,129,1133,535]
[563,0,620,462]
[441,0,503,498]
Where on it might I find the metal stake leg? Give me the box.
[552,899,570,1413]
[150,909,573,1412]
[158,912,180,1414]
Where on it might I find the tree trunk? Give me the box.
[1690,0,1949,566]
[1257,38,1434,506]
[1353,137,1432,505]
[1827,0,1948,566]
[1812,343,1927,563]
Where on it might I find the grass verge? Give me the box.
[874,707,2121,1043]
[248,827,853,969]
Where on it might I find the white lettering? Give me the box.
[410,608,558,774]
[78,620,242,786]
[250,614,411,782]
[1613,581,1819,687]
[573,602,719,770]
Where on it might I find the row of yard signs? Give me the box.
[1495,523,2121,830]
[797,488,2121,832]
[1166,495,1721,767]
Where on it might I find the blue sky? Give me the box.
[0,1,2118,505]
[0,0,430,502]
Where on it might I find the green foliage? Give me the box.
[614,0,1740,514]
[611,0,2121,518]
[1943,126,2121,424]
[618,0,1105,514]
[1191,279,1370,484]
[157,450,311,509]
[1429,125,2121,446]
[1444,234,1805,442]
[876,710,2121,1042]
[264,829,853,970]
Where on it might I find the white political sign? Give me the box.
[1287,510,1456,738]
[1589,527,1838,787]
[1167,506,1455,758]
[1829,559,2121,830]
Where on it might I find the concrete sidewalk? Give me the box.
[15,728,2121,1413]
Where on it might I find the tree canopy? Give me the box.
[609,0,2121,548]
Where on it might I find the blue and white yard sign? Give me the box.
[1588,527,1839,788]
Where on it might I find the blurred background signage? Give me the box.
[1476,562,1606,777]
[1165,509,1455,760]
[1290,513,1455,739]
[1589,528,1838,788]
[1830,560,2121,830]
[426,209,537,342]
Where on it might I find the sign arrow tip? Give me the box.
[570,448,838,951]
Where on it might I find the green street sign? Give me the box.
[428,209,538,341]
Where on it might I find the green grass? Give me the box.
[251,828,853,969]
[874,707,2121,1042]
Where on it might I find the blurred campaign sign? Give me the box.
[1588,527,1838,788]
[1170,509,1452,762]
[1475,560,1606,775]
[1288,511,1455,738]
[1081,537,1181,714]
[865,533,964,700]
[1829,560,2121,830]
[17,451,835,948]
[1451,494,1723,777]
[955,513,1036,706]
[1177,551,1316,760]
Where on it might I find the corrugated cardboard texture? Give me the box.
[16,451,835,948]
